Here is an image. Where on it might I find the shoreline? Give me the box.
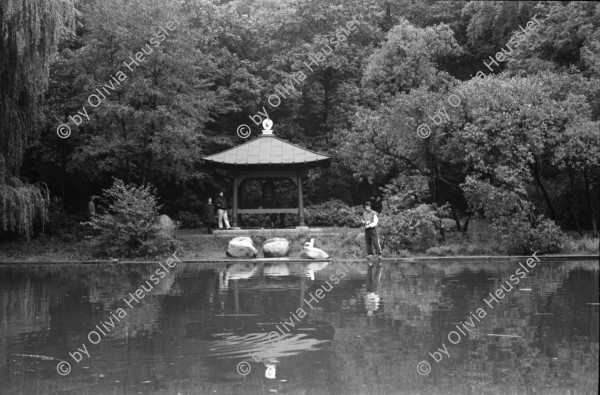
[0,254,597,265]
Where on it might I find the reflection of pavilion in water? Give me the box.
[202,261,335,379]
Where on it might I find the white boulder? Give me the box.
[262,238,290,258]
[156,214,176,238]
[226,237,258,259]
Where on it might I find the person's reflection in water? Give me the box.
[264,358,278,379]
[365,263,383,317]
[218,270,229,291]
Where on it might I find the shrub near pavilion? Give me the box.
[379,194,441,253]
[175,211,204,229]
[238,200,364,228]
[304,200,364,227]
[92,179,181,258]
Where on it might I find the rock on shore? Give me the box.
[262,238,290,257]
[226,237,258,258]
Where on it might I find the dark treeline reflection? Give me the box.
[0,260,598,394]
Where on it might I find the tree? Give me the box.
[0,0,75,173]
[462,1,536,60]
[0,0,74,238]
[443,72,599,233]
[361,18,462,103]
[504,1,600,81]
[39,0,252,212]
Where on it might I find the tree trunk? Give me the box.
[61,154,66,212]
[529,161,556,220]
[583,169,598,237]
[146,152,153,188]
[462,214,471,233]
[120,118,130,183]
[567,164,582,235]
[451,209,462,232]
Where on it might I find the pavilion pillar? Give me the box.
[232,175,239,227]
[297,172,305,226]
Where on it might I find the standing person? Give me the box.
[205,197,216,234]
[362,201,382,261]
[216,191,231,229]
[87,196,96,220]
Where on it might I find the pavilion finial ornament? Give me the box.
[262,119,274,135]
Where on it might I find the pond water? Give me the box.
[0,258,598,395]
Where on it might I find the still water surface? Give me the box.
[0,259,598,394]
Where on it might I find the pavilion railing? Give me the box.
[237,208,298,214]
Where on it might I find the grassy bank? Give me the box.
[1,226,597,262]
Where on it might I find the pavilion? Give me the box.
[202,120,331,229]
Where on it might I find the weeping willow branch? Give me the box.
[0,172,49,240]
[0,0,75,175]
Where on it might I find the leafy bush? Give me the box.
[240,213,279,228]
[500,215,565,254]
[176,211,204,229]
[304,200,363,227]
[463,177,565,254]
[235,200,363,228]
[562,235,600,254]
[379,201,441,252]
[92,179,181,257]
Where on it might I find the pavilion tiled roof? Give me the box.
[202,135,331,166]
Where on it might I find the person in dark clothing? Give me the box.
[215,192,231,229]
[87,196,96,220]
[362,201,382,261]
[205,198,216,234]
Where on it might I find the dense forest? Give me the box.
[1,0,598,253]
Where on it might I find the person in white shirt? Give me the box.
[216,191,231,229]
[362,201,382,260]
